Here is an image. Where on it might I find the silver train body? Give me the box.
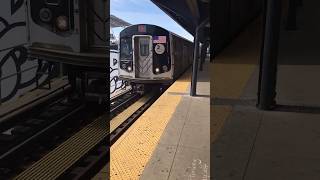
[26,0,107,68]
[118,24,193,84]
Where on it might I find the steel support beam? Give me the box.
[190,18,209,96]
[0,68,2,105]
[186,0,200,19]
[190,28,200,96]
[286,0,297,30]
[200,41,209,71]
[257,0,282,110]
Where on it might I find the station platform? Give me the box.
[110,60,210,179]
[213,2,320,179]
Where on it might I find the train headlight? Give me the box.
[155,68,160,73]
[39,8,52,22]
[56,16,68,31]
[127,66,132,72]
[162,65,168,72]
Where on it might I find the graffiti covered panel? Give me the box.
[0,0,27,50]
[0,0,48,104]
[110,50,131,99]
[0,45,49,103]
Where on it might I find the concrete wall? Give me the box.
[0,0,47,103]
[213,0,263,55]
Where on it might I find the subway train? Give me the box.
[118,24,193,86]
[26,0,108,68]
[26,0,108,103]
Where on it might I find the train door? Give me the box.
[132,36,153,78]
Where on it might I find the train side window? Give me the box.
[120,38,132,59]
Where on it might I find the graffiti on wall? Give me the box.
[0,0,49,103]
[110,58,128,94]
[0,0,25,39]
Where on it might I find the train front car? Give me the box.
[26,0,108,104]
[118,24,173,85]
[27,0,107,68]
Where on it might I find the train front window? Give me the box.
[139,39,149,56]
[120,38,132,60]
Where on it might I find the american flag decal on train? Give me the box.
[153,36,166,43]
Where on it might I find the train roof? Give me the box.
[120,24,193,43]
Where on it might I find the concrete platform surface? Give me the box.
[141,62,210,180]
[212,1,320,180]
[141,61,210,180]
[109,57,210,179]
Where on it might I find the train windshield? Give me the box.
[120,37,132,60]
[139,39,149,56]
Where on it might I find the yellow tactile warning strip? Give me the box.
[211,18,262,143]
[14,114,107,180]
[92,95,152,179]
[110,69,191,180]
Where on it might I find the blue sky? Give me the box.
[110,0,194,41]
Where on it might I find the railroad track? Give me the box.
[109,91,159,145]
[14,87,163,179]
[0,95,104,179]
[1,85,165,179]
[59,90,161,179]
[110,91,141,117]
